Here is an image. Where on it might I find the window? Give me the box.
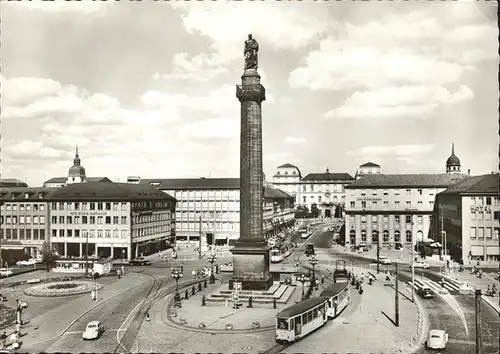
[82,202,88,210]
[51,203,57,210]
[361,230,367,242]
[66,203,72,211]
[485,228,492,239]
[105,216,111,224]
[383,216,388,224]
[67,229,72,237]
[106,203,111,210]
[383,190,388,196]
[478,197,484,205]
[372,230,379,243]
[59,216,64,224]
[121,230,127,238]
[67,216,72,224]
[495,228,499,240]
[417,201,422,208]
[59,202,64,210]
[406,189,411,195]
[26,216,31,224]
[471,197,476,205]
[383,230,389,242]
[350,201,355,208]
[113,203,119,211]
[33,216,39,224]
[310,185,314,192]
[361,201,367,208]
[52,230,57,238]
[75,202,80,210]
[394,230,400,242]
[471,212,476,220]
[470,227,477,239]
[383,201,388,208]
[371,216,377,223]
[20,216,25,224]
[40,204,45,211]
[395,201,400,207]
[90,230,95,238]
[90,203,96,210]
[429,201,434,208]
[97,203,103,210]
[417,189,422,195]
[121,216,127,224]
[59,229,65,237]
[486,197,492,205]
[395,189,400,196]
[361,216,367,223]
[40,216,45,224]
[394,215,400,223]
[478,212,484,220]
[406,201,411,208]
[485,211,492,220]
[406,230,412,243]
[20,204,24,212]
[113,230,119,238]
[82,216,88,224]
[121,203,127,211]
[372,191,377,196]
[350,216,355,224]
[74,230,80,238]
[105,230,111,238]
[97,230,103,238]
[98,216,103,224]
[113,216,119,224]
[405,215,412,224]
[90,216,96,224]
[417,216,423,224]
[478,227,484,239]
[33,229,38,240]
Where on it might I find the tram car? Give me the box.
[270,248,283,263]
[275,297,329,344]
[319,282,350,319]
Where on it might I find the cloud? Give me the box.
[284,137,307,144]
[2,140,67,161]
[348,144,434,158]
[180,118,239,140]
[324,85,474,119]
[8,0,107,14]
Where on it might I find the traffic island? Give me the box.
[0,304,16,330]
[23,281,103,297]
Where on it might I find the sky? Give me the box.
[1,0,498,187]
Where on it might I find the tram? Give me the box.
[275,297,329,344]
[270,248,283,263]
[319,282,350,319]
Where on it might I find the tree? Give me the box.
[40,242,59,272]
[310,204,320,218]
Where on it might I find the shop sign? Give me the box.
[356,197,382,201]
[470,206,491,213]
[69,211,107,216]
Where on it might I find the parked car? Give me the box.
[16,259,37,266]
[417,286,435,299]
[82,321,104,340]
[129,257,151,266]
[426,329,448,350]
[411,261,430,269]
[378,256,392,265]
[0,268,13,278]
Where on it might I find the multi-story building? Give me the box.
[436,173,499,265]
[47,183,176,261]
[355,162,383,180]
[271,164,354,217]
[43,147,112,187]
[133,177,295,246]
[344,174,467,248]
[0,188,53,258]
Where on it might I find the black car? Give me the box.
[305,244,315,256]
[417,287,435,299]
[129,257,151,266]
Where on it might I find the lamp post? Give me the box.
[411,222,415,302]
[207,253,217,284]
[85,230,89,275]
[308,256,319,284]
[297,274,308,301]
[172,269,183,302]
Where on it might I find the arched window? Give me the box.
[361,230,367,242]
[394,230,400,242]
[292,170,296,175]
[417,230,423,242]
[383,230,389,242]
[372,230,379,243]
[406,230,412,243]
[349,230,356,243]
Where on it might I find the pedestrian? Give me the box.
[192,269,196,279]
[91,289,96,301]
[1,331,7,349]
[15,322,21,335]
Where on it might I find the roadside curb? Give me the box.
[481,295,500,315]
[23,271,154,347]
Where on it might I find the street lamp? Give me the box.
[207,253,217,284]
[308,256,318,283]
[172,269,183,302]
[297,274,308,301]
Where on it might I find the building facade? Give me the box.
[436,173,499,265]
[134,177,295,246]
[344,174,467,248]
[355,162,383,180]
[0,188,53,258]
[47,183,176,261]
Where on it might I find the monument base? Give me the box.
[230,244,273,291]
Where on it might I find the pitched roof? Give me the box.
[0,187,58,201]
[302,172,354,182]
[0,179,28,188]
[264,187,294,200]
[140,178,240,190]
[277,163,299,169]
[438,173,499,195]
[345,174,468,189]
[359,162,380,168]
[44,177,112,184]
[47,183,176,202]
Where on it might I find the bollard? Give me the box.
[185,289,189,299]
[204,279,207,288]
[192,286,196,296]
[248,296,253,308]
[201,295,206,306]
[273,298,277,309]
[198,282,202,291]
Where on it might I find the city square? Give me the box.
[0,1,499,354]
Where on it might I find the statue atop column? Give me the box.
[244,34,259,70]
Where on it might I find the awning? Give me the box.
[486,245,499,255]
[470,245,484,256]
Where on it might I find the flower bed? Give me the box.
[24,281,103,297]
[0,304,16,329]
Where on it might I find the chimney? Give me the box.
[467,169,470,176]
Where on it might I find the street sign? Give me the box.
[232,293,239,301]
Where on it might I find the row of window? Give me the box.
[132,225,170,238]
[132,213,171,224]
[165,189,239,199]
[353,188,435,197]
[2,216,46,225]
[471,211,494,221]
[349,200,433,209]
[51,202,128,211]
[350,215,424,225]
[176,211,240,222]
[471,197,497,206]
[302,184,345,193]
[0,229,46,241]
[1,204,46,212]
[51,215,128,225]
[351,229,415,243]
[176,201,240,210]
[303,195,344,203]
[177,221,238,232]
[470,227,499,240]
[52,229,128,239]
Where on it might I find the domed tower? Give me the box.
[446,143,461,174]
[67,146,87,184]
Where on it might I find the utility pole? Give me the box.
[441,206,444,260]
[376,241,380,274]
[198,215,202,259]
[475,288,482,354]
[85,230,89,275]
[395,261,399,327]
[411,232,415,302]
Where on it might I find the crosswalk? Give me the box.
[411,278,461,294]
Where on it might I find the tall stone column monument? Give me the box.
[230,34,273,291]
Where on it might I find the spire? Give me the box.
[451,143,455,155]
[73,145,81,166]
[76,145,79,157]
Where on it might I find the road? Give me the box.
[311,230,500,354]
